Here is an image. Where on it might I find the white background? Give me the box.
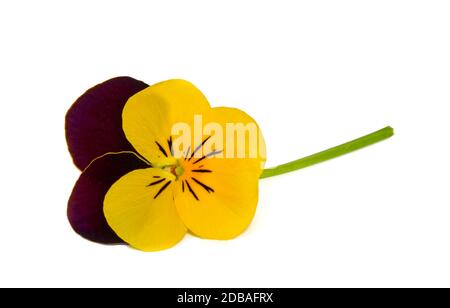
[0,0,449,287]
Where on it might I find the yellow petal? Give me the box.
[175,168,260,240]
[202,107,266,170]
[175,107,266,239]
[122,79,211,164]
[104,168,186,251]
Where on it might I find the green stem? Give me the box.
[260,126,394,179]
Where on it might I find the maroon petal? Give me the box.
[68,152,149,244]
[66,76,148,170]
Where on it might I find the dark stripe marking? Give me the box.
[167,136,174,156]
[184,145,191,160]
[155,141,168,157]
[188,136,211,161]
[154,181,171,199]
[185,180,199,201]
[193,150,223,165]
[191,177,214,193]
[147,178,165,187]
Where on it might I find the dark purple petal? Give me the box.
[68,152,149,244]
[66,76,148,170]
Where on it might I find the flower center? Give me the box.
[152,136,223,201]
[161,160,184,179]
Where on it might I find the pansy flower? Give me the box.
[66,77,266,251]
[66,76,393,251]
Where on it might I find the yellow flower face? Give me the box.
[103,80,266,251]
